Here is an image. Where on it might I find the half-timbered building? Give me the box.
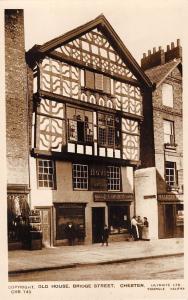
[26,15,152,246]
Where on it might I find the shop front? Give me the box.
[54,203,87,246]
[158,194,184,238]
[93,192,133,242]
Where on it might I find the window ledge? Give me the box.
[166,185,179,192]
[164,143,177,151]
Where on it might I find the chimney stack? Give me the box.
[141,39,182,70]
[165,39,182,63]
[141,47,165,70]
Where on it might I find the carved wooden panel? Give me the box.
[121,118,139,160]
[80,90,114,109]
[38,58,142,117]
[36,98,66,151]
[40,58,80,99]
[115,82,142,115]
[55,28,136,79]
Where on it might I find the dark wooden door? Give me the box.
[37,208,52,247]
[164,204,174,238]
[92,207,105,243]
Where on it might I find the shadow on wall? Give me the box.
[156,169,167,193]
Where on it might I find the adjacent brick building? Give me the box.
[5,9,30,249]
[135,41,183,239]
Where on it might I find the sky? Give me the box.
[2,0,187,65]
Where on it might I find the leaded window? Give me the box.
[98,113,118,147]
[107,166,120,191]
[73,164,88,190]
[67,107,93,144]
[37,159,56,189]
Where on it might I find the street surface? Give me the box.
[9,254,183,281]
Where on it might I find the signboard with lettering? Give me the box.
[89,165,108,191]
[94,192,133,202]
[144,195,156,199]
[157,193,183,202]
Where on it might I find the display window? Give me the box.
[176,204,184,226]
[108,204,131,234]
[55,204,86,240]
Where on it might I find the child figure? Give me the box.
[101,224,109,246]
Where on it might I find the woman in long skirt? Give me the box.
[131,216,139,240]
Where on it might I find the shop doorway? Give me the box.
[36,207,52,247]
[164,204,174,238]
[92,207,105,243]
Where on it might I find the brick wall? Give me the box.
[5,9,29,186]
[140,65,183,193]
[152,66,182,192]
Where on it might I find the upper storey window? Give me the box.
[98,113,120,148]
[163,120,175,145]
[37,159,56,189]
[83,70,111,94]
[162,83,173,107]
[67,106,93,144]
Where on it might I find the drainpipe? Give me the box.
[133,167,137,216]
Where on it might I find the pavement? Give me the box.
[8,238,184,275]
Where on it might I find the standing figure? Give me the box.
[142,217,150,241]
[137,216,144,240]
[101,224,109,246]
[131,216,139,240]
[66,222,75,246]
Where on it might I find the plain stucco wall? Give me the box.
[134,167,158,239]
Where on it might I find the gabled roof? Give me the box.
[145,59,181,88]
[27,14,152,88]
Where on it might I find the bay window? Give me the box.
[67,107,93,144]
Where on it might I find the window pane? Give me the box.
[163,120,174,144]
[107,166,120,191]
[165,161,176,186]
[37,159,55,189]
[162,83,173,107]
[73,164,88,190]
[98,113,116,148]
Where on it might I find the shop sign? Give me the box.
[94,192,133,202]
[89,166,107,177]
[144,195,156,199]
[158,193,183,202]
[89,165,108,191]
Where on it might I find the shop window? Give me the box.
[107,166,121,191]
[55,204,85,240]
[37,159,56,189]
[165,161,177,188]
[163,119,175,145]
[67,107,93,144]
[176,204,184,226]
[162,83,173,107]
[73,164,88,190]
[108,205,130,234]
